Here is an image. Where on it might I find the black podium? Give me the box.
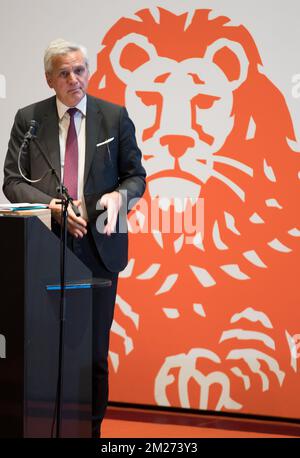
[0,215,94,437]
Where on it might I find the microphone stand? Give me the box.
[54,184,75,438]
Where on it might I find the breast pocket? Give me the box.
[85,143,119,195]
[96,136,118,167]
[96,143,113,168]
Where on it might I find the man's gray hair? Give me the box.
[44,38,89,73]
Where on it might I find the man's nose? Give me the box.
[67,72,78,83]
[160,135,195,159]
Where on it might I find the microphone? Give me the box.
[21,120,38,150]
[56,184,81,217]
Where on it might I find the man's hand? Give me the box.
[49,198,87,238]
[99,191,122,236]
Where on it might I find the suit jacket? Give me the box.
[3,94,146,272]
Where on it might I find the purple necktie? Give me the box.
[64,108,78,200]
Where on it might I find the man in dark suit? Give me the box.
[3,39,146,437]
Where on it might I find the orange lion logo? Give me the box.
[89,8,300,415]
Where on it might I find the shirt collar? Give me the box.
[56,95,87,120]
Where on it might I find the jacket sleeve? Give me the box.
[117,106,146,209]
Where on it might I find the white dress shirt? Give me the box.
[56,95,88,219]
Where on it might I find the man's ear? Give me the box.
[45,72,53,89]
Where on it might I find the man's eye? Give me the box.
[192,93,220,109]
[75,67,85,75]
[60,71,69,78]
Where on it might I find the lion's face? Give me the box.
[110,35,249,209]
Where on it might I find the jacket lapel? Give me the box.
[34,95,105,190]
[36,97,61,182]
[84,95,106,186]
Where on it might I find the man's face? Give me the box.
[46,50,89,107]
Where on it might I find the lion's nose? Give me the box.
[160,135,195,158]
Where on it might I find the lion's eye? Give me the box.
[192,93,220,109]
[136,91,162,106]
